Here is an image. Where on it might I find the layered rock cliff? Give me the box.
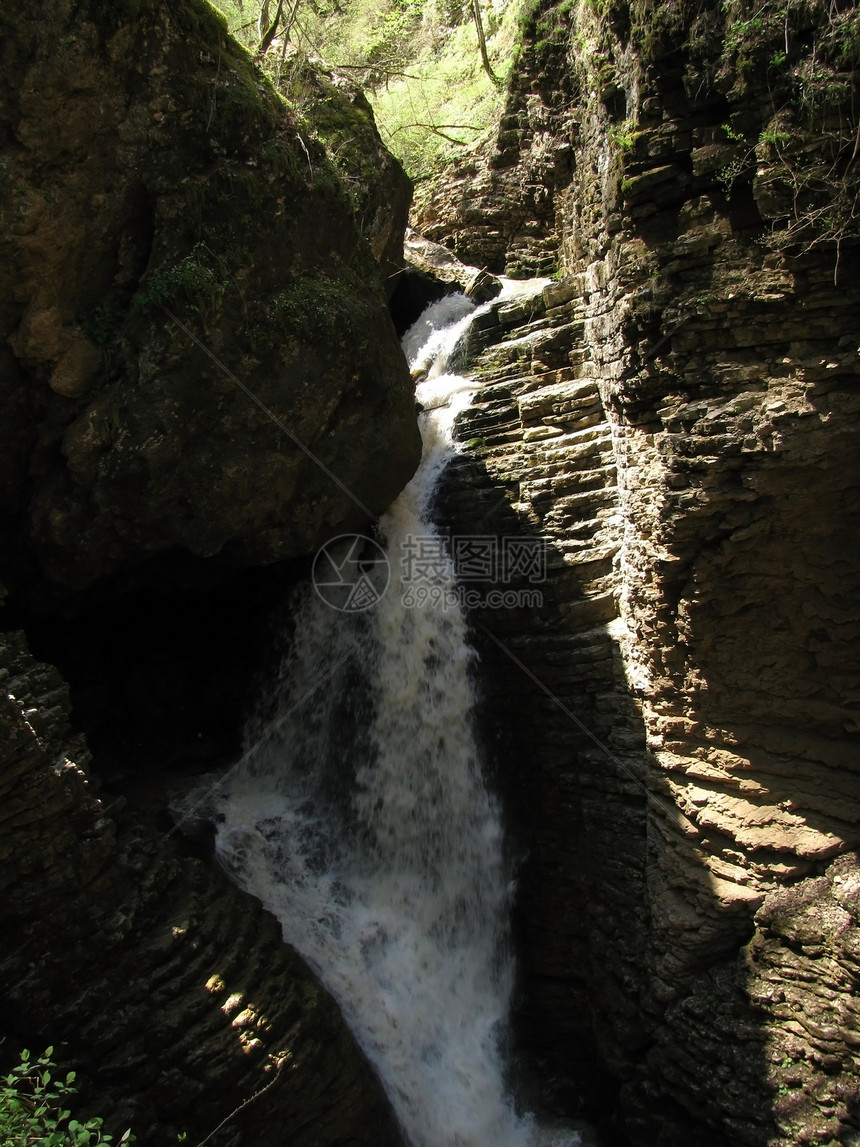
[427,0,860,1142]
[0,628,402,1145]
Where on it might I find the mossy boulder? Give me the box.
[0,0,421,597]
[300,62,414,295]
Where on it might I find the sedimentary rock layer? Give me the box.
[434,0,860,1141]
[0,629,402,1146]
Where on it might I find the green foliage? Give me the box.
[252,273,356,346]
[369,0,530,179]
[758,125,791,147]
[364,0,426,68]
[723,12,764,57]
[623,0,859,264]
[0,1047,133,1147]
[207,0,531,180]
[609,118,641,152]
[722,0,860,262]
[133,243,224,313]
[721,122,746,143]
[716,154,750,194]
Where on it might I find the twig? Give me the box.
[388,122,480,144]
[847,116,860,170]
[296,132,313,179]
[196,1060,286,1147]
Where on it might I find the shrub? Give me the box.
[0,1046,134,1147]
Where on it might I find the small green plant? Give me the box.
[133,244,223,313]
[716,154,752,193]
[249,272,357,349]
[0,1046,134,1146]
[721,122,747,143]
[723,13,764,55]
[609,119,641,152]
[759,126,791,148]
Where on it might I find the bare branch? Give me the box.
[257,0,285,56]
[472,0,501,86]
[388,122,482,144]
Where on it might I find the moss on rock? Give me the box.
[0,0,421,599]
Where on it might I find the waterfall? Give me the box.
[176,290,587,1147]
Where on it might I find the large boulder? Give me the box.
[0,0,421,597]
[302,63,413,295]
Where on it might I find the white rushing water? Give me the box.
[178,290,586,1147]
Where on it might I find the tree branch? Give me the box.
[388,122,481,144]
[472,0,501,86]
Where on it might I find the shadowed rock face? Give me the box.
[0,1,421,1139]
[0,630,403,1146]
[0,0,420,601]
[429,0,860,1142]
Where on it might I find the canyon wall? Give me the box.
[426,0,860,1142]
